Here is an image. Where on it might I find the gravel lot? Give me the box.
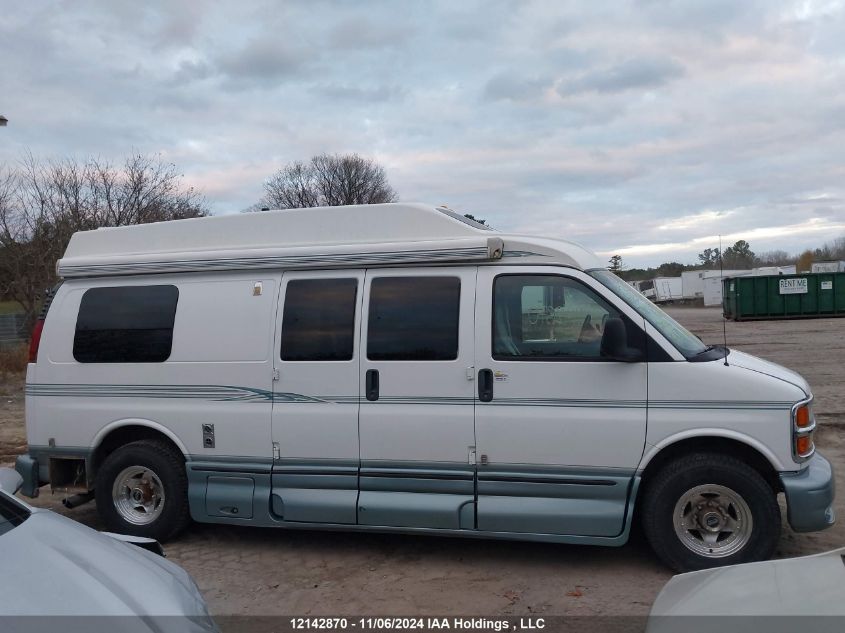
[1,307,843,620]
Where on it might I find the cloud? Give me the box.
[483,73,551,102]
[561,58,685,95]
[0,0,844,268]
[215,36,310,84]
[656,209,737,231]
[172,59,213,84]
[328,16,414,50]
[313,84,406,103]
[600,216,845,259]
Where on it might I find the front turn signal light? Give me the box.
[795,435,814,458]
[795,405,812,428]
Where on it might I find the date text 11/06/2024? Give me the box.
[289,617,547,631]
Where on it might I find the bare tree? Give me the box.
[755,249,792,266]
[813,236,845,262]
[0,153,207,325]
[259,153,397,210]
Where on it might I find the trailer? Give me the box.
[681,271,705,300]
[811,261,845,273]
[702,270,752,306]
[651,276,683,303]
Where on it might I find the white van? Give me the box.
[16,203,834,571]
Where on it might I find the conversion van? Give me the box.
[16,203,834,572]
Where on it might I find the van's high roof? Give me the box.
[58,203,602,278]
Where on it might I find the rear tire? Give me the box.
[95,439,191,541]
[641,452,780,572]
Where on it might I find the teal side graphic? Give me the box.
[25,383,353,403]
[25,383,794,411]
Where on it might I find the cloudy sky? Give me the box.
[2,0,844,267]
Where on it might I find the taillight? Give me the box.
[792,401,816,462]
[28,319,45,363]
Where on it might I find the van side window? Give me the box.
[73,285,179,363]
[281,279,357,361]
[368,277,460,361]
[493,275,631,361]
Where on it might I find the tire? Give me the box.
[95,439,191,541]
[640,452,780,572]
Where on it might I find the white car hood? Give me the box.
[727,349,810,397]
[648,548,845,625]
[0,508,211,623]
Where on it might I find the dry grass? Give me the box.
[0,301,24,315]
[0,344,27,382]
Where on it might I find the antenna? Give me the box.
[719,235,729,366]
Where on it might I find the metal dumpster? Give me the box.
[723,273,845,321]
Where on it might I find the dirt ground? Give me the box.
[1,307,843,619]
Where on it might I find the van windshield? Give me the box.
[589,270,708,358]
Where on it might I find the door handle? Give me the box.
[478,368,494,402]
[366,369,380,401]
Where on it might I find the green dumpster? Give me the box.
[722,273,845,321]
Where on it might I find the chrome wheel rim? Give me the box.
[673,484,753,558]
[112,465,166,525]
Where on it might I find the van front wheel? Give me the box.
[95,439,191,542]
[641,452,780,572]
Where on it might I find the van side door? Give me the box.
[270,270,364,524]
[357,267,477,530]
[474,266,648,537]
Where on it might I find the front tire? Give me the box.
[95,439,191,541]
[641,452,780,572]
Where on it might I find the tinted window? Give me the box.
[493,275,641,361]
[281,279,357,361]
[368,277,460,361]
[74,285,178,363]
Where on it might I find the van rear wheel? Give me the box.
[641,452,780,572]
[95,439,190,541]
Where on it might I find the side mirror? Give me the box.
[0,467,24,496]
[600,318,643,362]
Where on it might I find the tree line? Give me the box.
[610,237,845,282]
